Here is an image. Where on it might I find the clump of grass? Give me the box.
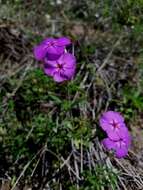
[69,165,118,190]
[82,166,118,190]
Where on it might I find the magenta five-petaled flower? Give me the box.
[102,134,131,158]
[44,53,76,82]
[100,111,126,140]
[99,111,131,158]
[33,37,76,82]
[34,37,71,61]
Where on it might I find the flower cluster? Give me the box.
[99,111,131,158]
[33,37,76,82]
[33,38,131,159]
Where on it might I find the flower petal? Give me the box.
[99,116,113,131]
[33,38,55,61]
[57,37,71,46]
[53,72,66,82]
[115,146,128,158]
[44,65,56,77]
[62,53,76,68]
[62,67,75,79]
[46,52,62,61]
[33,44,47,61]
[47,45,64,55]
[118,126,130,139]
[101,111,124,124]
[44,59,58,67]
[107,124,128,141]
[45,44,64,60]
[59,70,72,80]
[123,131,131,148]
[44,59,58,76]
[102,138,116,150]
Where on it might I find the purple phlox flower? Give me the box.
[99,111,126,140]
[34,37,71,61]
[107,124,130,141]
[44,53,76,82]
[100,110,131,158]
[102,131,131,158]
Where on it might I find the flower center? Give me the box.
[111,120,119,129]
[57,63,63,69]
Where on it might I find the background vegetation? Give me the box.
[0,0,143,189]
